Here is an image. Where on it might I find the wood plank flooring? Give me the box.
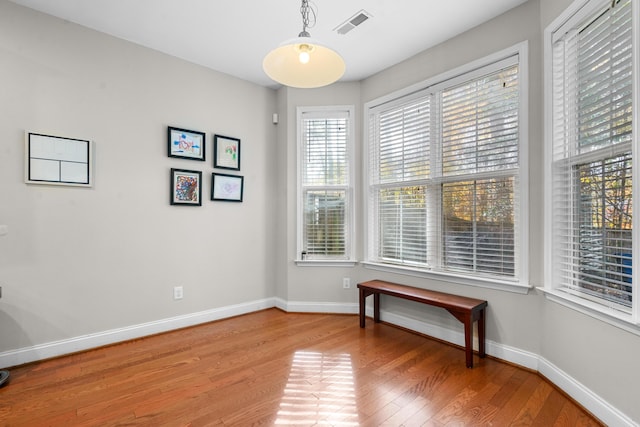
[0,309,603,426]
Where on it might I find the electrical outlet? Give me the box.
[342,278,351,289]
[173,286,183,300]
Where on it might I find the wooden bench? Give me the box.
[357,280,488,368]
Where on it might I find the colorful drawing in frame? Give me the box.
[168,126,205,161]
[171,168,202,206]
[213,134,241,170]
[211,173,243,202]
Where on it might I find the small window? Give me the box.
[298,107,354,263]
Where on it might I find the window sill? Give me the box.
[295,259,358,267]
[361,261,531,294]
[539,287,640,336]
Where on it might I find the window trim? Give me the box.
[543,0,640,327]
[296,105,356,266]
[363,42,530,292]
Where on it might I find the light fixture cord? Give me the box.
[299,0,316,37]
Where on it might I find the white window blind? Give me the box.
[368,56,522,283]
[300,109,352,260]
[439,66,519,278]
[370,96,430,266]
[441,67,519,176]
[549,0,634,309]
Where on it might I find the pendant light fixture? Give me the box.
[263,0,345,88]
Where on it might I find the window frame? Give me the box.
[363,43,530,294]
[543,0,640,331]
[296,105,357,267]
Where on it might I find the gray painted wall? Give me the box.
[1,0,638,423]
[0,0,277,350]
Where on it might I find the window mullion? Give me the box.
[472,180,478,273]
[428,91,441,269]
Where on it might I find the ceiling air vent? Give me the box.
[334,10,371,35]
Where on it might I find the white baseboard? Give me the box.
[275,298,358,314]
[538,357,638,427]
[0,299,634,426]
[0,297,276,368]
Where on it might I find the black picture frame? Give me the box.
[211,173,244,202]
[168,126,206,161]
[170,168,202,206]
[25,132,93,187]
[213,134,241,170]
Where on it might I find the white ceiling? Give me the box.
[9,0,529,88]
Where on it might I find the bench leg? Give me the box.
[359,290,381,326]
[478,308,486,358]
[373,293,380,323]
[359,288,366,328]
[464,318,473,368]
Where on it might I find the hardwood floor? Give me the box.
[0,309,603,426]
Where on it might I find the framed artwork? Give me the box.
[168,126,205,161]
[213,134,240,170]
[212,173,243,202]
[25,132,93,187]
[170,168,202,206]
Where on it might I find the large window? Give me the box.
[366,47,527,288]
[298,107,354,263]
[545,0,636,320]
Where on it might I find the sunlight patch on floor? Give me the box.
[274,351,359,426]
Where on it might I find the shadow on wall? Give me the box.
[0,304,41,365]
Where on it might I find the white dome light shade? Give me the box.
[263,37,346,88]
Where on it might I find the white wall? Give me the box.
[0,0,278,355]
